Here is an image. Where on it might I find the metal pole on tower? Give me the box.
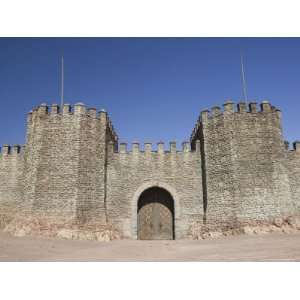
[240,53,248,104]
[60,55,64,110]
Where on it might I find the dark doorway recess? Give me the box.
[137,187,174,240]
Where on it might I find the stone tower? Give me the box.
[22,103,117,231]
[191,100,297,232]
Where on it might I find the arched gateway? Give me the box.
[137,187,174,240]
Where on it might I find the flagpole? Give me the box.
[60,55,64,110]
[240,53,248,104]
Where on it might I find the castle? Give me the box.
[0,100,299,240]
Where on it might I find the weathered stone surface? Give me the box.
[191,101,300,232]
[57,229,75,239]
[274,218,284,227]
[0,100,299,240]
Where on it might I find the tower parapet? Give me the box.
[191,100,281,144]
[27,103,118,143]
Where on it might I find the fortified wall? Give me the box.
[0,100,299,240]
[0,145,24,227]
[106,140,202,239]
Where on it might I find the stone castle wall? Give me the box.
[285,142,300,214]
[0,145,24,226]
[0,100,299,239]
[106,141,203,238]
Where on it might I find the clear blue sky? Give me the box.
[0,38,299,147]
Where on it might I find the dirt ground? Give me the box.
[0,231,300,261]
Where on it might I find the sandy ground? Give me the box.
[0,231,300,261]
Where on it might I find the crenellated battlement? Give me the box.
[114,140,200,155]
[0,144,24,157]
[29,102,106,117]
[286,141,300,154]
[190,100,281,143]
[294,141,300,151]
[27,102,118,143]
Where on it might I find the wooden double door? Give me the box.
[137,187,174,240]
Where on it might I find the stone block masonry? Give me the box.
[107,140,202,239]
[0,145,24,227]
[0,99,299,240]
[191,100,299,234]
